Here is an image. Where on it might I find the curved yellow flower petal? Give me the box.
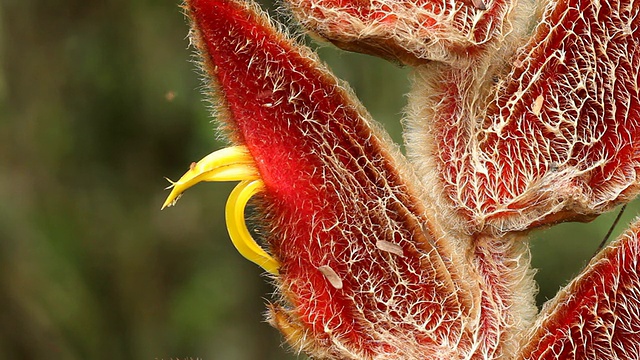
[226,179,279,275]
[162,145,278,274]
[162,146,258,209]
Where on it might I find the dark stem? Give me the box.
[594,204,627,257]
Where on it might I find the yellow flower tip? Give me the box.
[226,179,280,275]
[163,177,176,189]
[160,178,179,209]
[161,193,182,210]
[161,145,259,210]
[161,146,277,273]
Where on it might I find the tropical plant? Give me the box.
[164,0,640,358]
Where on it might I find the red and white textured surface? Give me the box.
[179,0,640,358]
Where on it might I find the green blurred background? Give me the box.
[1,1,639,359]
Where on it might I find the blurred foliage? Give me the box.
[0,0,639,359]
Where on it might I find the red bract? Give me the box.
[409,0,640,233]
[168,0,640,358]
[520,223,640,359]
[285,0,518,65]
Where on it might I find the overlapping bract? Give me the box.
[285,0,528,65]
[173,0,640,358]
[186,0,476,357]
[414,0,640,233]
[520,222,640,359]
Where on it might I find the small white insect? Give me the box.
[318,265,343,289]
[376,240,404,257]
[532,94,544,116]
